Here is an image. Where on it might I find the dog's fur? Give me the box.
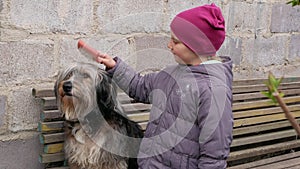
[54,63,143,169]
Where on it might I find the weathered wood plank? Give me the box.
[32,88,55,98]
[121,103,151,113]
[233,119,300,136]
[40,133,64,144]
[38,121,64,133]
[128,112,150,122]
[253,156,300,169]
[41,110,63,122]
[232,77,300,86]
[234,111,300,128]
[231,129,297,148]
[233,88,300,101]
[228,140,300,162]
[232,96,300,111]
[233,82,300,94]
[227,151,300,169]
[233,105,300,119]
[44,143,64,154]
[39,152,65,163]
[42,97,58,110]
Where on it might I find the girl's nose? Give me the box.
[167,40,173,50]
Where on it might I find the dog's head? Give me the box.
[54,63,119,121]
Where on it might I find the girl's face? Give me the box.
[167,32,200,65]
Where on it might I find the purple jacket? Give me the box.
[108,56,233,169]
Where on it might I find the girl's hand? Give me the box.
[96,53,116,69]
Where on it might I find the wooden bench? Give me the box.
[32,76,300,169]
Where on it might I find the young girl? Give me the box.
[96,3,233,169]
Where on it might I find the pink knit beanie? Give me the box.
[170,3,225,56]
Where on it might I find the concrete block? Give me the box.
[226,1,271,35]
[271,3,300,33]
[0,0,3,13]
[0,40,55,86]
[133,34,175,72]
[243,35,288,67]
[218,37,242,66]
[289,34,300,61]
[9,0,93,34]
[0,132,44,169]
[0,29,30,41]
[97,0,165,34]
[8,88,43,132]
[0,95,6,129]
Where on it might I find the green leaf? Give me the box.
[261,91,272,98]
[279,92,285,98]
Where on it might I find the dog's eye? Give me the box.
[82,73,90,79]
[65,72,73,80]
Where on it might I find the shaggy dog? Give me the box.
[54,63,143,169]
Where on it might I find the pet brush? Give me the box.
[77,40,101,61]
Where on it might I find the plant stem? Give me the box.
[273,92,300,136]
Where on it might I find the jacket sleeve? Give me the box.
[106,57,157,103]
[197,85,233,169]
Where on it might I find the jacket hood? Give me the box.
[183,56,233,88]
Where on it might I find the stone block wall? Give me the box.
[0,0,299,168]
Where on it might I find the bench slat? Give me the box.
[44,143,64,154]
[227,151,300,169]
[32,88,55,98]
[121,103,151,113]
[231,129,297,148]
[228,139,300,162]
[232,77,300,86]
[40,132,64,144]
[41,110,63,122]
[38,121,64,133]
[128,112,150,122]
[234,111,300,128]
[233,105,300,119]
[233,88,300,101]
[233,82,300,94]
[232,96,300,111]
[233,119,300,136]
[39,152,65,163]
[253,156,300,169]
[42,97,58,110]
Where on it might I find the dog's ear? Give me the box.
[54,81,58,99]
[95,71,116,110]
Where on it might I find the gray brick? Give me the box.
[0,0,3,13]
[226,1,271,35]
[243,35,289,67]
[0,29,30,41]
[9,88,43,132]
[97,0,165,34]
[0,40,55,86]
[9,0,93,34]
[0,132,44,169]
[289,34,300,61]
[0,96,6,128]
[271,3,300,33]
[218,37,242,66]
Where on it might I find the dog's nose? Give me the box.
[63,81,72,95]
